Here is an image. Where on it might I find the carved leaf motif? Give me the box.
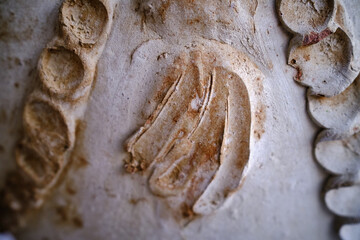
[125,49,252,216]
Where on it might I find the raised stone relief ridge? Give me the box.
[124,39,265,222]
[0,0,114,231]
[121,0,267,223]
[277,0,360,239]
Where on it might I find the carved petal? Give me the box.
[308,75,360,133]
[288,28,357,97]
[325,185,360,218]
[277,0,335,35]
[315,130,360,175]
[193,67,251,215]
[340,223,360,240]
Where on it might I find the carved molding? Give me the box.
[277,0,360,239]
[0,0,115,231]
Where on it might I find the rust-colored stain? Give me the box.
[71,120,90,170]
[55,201,83,228]
[128,197,146,205]
[302,28,332,46]
[180,202,195,218]
[252,76,266,141]
[254,103,266,140]
[294,67,303,81]
[158,0,170,23]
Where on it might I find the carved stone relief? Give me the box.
[277,0,360,239]
[1,0,360,239]
[0,0,115,231]
[120,0,268,221]
[125,41,263,219]
[0,0,269,232]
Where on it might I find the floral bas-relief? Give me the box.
[278,0,360,239]
[124,38,264,219]
[121,0,267,221]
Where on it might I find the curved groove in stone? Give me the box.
[308,75,360,131]
[39,47,85,96]
[61,0,108,46]
[23,98,71,161]
[325,185,360,218]
[278,0,334,35]
[289,28,354,97]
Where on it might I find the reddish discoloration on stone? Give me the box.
[302,28,332,46]
[295,67,303,81]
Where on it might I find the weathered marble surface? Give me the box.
[2,0,358,239]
